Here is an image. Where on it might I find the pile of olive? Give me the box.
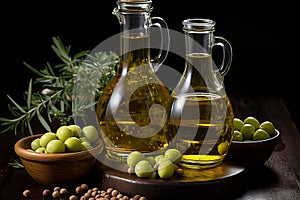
[126,149,184,179]
[233,116,276,141]
[29,125,99,153]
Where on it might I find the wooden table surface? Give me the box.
[1,94,300,200]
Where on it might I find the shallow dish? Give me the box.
[226,129,281,169]
[14,133,103,185]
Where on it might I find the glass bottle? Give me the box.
[96,0,171,160]
[168,18,234,169]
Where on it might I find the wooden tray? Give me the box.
[95,161,246,199]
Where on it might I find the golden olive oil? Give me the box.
[168,93,234,169]
[96,35,172,160]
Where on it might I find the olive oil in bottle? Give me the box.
[168,19,234,169]
[168,93,234,169]
[96,1,171,161]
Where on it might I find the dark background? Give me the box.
[1,1,299,131]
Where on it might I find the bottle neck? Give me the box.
[114,0,152,35]
[113,1,152,72]
[184,31,214,55]
[176,19,218,94]
[183,18,216,55]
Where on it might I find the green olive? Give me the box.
[81,141,93,151]
[147,171,157,179]
[260,121,275,137]
[156,157,170,165]
[233,118,244,131]
[217,141,229,155]
[31,138,41,150]
[154,155,165,163]
[46,139,65,153]
[127,151,145,167]
[56,126,74,142]
[35,147,47,153]
[158,159,174,179]
[164,149,182,164]
[145,156,156,167]
[82,125,99,144]
[134,160,153,178]
[244,116,260,130]
[39,132,57,147]
[253,129,270,141]
[232,130,243,141]
[64,137,82,152]
[68,125,82,137]
[240,124,256,140]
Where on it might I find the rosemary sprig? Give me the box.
[8,159,24,169]
[0,36,119,136]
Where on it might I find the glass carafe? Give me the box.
[96,0,171,160]
[168,18,234,169]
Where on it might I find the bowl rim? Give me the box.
[231,129,281,144]
[14,133,103,162]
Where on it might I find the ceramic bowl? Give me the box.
[226,129,281,169]
[14,134,103,185]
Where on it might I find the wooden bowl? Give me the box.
[14,134,103,186]
[226,129,281,169]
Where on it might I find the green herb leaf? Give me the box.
[8,159,24,168]
[0,36,119,136]
[27,79,33,110]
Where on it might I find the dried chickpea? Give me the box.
[69,195,79,200]
[52,190,61,198]
[76,186,84,194]
[128,166,135,174]
[60,188,68,195]
[22,189,31,197]
[42,189,51,196]
[175,168,184,176]
[111,189,119,197]
[106,187,113,193]
[91,190,98,197]
[133,194,141,200]
[81,183,89,190]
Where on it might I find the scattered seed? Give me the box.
[111,189,119,197]
[42,189,51,196]
[175,168,184,176]
[133,194,141,200]
[52,190,61,198]
[106,187,113,193]
[122,195,130,200]
[127,167,135,174]
[81,183,89,190]
[22,183,148,200]
[69,195,79,200]
[76,186,84,194]
[22,189,31,197]
[60,188,68,195]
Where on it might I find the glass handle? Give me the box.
[214,36,233,76]
[149,17,170,72]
